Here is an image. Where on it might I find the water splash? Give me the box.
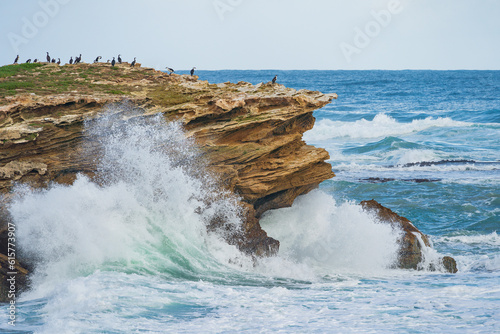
[10,104,250,299]
[260,190,402,275]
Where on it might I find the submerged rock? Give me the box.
[361,200,457,273]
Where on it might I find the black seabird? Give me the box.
[26,59,31,63]
[111,57,116,67]
[69,57,73,64]
[51,58,56,63]
[190,67,196,76]
[75,54,82,64]
[14,55,19,64]
[130,57,136,67]
[57,58,61,65]
[272,75,277,84]
[117,54,122,64]
[94,56,102,63]
[46,52,50,62]
[166,67,174,75]
[33,59,38,63]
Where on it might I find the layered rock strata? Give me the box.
[0,63,337,295]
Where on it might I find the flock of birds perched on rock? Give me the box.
[13,52,141,68]
[12,53,278,83]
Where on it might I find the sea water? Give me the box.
[1,71,498,333]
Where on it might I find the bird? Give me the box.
[26,59,31,63]
[166,67,174,75]
[117,54,122,64]
[57,58,61,65]
[51,58,56,63]
[33,59,38,63]
[14,55,19,64]
[94,56,102,63]
[69,56,73,64]
[190,67,196,76]
[130,57,136,67]
[111,57,116,67]
[46,52,50,62]
[272,75,278,84]
[75,54,82,64]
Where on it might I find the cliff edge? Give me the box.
[0,62,336,265]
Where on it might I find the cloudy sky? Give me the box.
[1,0,499,70]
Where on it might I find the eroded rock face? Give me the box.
[361,200,457,273]
[0,64,337,291]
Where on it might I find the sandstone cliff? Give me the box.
[0,62,336,262]
[0,63,456,301]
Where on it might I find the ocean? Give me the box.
[1,70,499,333]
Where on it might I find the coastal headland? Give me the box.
[0,62,456,300]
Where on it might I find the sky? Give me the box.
[0,0,499,70]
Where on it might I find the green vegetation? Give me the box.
[0,63,206,111]
[24,133,38,141]
[107,89,127,95]
[0,63,43,78]
[149,85,196,107]
[0,63,136,98]
[0,81,35,90]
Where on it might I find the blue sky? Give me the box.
[0,0,499,70]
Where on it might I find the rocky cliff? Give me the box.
[0,62,335,264]
[0,63,456,301]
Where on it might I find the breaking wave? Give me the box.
[305,113,474,141]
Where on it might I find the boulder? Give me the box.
[361,200,457,273]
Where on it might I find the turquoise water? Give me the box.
[1,71,499,333]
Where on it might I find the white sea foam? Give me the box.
[260,190,402,275]
[11,107,251,300]
[437,232,500,246]
[305,113,473,141]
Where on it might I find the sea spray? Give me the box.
[260,190,402,275]
[10,104,252,299]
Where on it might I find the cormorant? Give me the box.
[75,54,82,64]
[166,67,174,75]
[190,67,196,76]
[94,56,102,63]
[51,58,56,63]
[26,59,31,63]
[14,55,19,64]
[272,75,277,84]
[111,57,116,67]
[117,54,122,64]
[57,58,61,65]
[46,52,50,62]
[130,57,136,67]
[69,57,73,64]
[33,59,38,63]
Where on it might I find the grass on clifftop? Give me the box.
[0,63,44,78]
[0,63,217,110]
[0,63,145,100]
[149,85,197,107]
